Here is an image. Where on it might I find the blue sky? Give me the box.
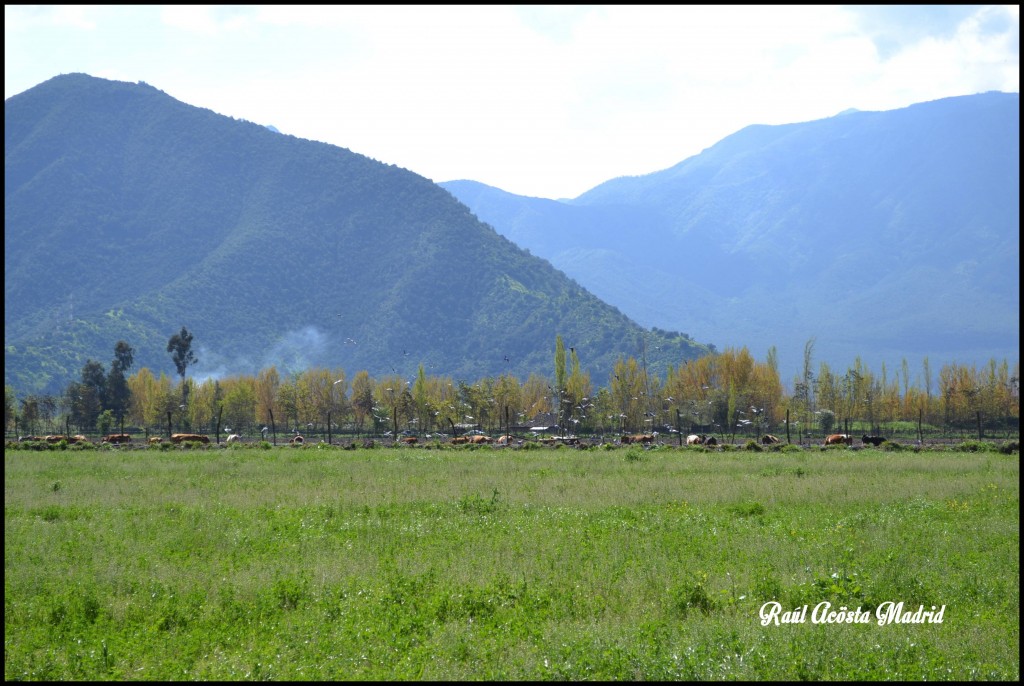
[5,5,1019,199]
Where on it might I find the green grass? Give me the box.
[5,446,1019,680]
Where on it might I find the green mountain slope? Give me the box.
[5,74,711,394]
[443,92,1020,381]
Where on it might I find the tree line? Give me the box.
[4,333,1019,441]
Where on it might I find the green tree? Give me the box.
[107,341,135,427]
[350,370,374,433]
[167,327,197,384]
[19,395,39,436]
[113,340,135,374]
[554,334,567,394]
[5,385,16,434]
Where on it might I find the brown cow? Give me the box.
[623,434,654,445]
[170,433,209,444]
[823,433,853,446]
[401,436,418,445]
[451,436,469,445]
[289,435,304,445]
[761,434,781,445]
[102,433,133,445]
[468,435,493,444]
[149,436,164,445]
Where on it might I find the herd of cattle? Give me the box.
[15,431,888,448]
[16,433,212,445]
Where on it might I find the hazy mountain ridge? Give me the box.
[5,73,710,395]
[443,92,1019,381]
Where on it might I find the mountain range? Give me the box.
[441,91,1019,383]
[5,73,710,396]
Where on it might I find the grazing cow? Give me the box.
[761,434,781,445]
[861,435,886,447]
[496,435,513,445]
[823,433,853,446]
[226,434,242,444]
[289,435,304,445]
[19,435,44,442]
[401,436,418,445]
[624,434,654,445]
[149,436,164,445]
[170,433,209,444]
[451,436,469,445]
[468,435,493,444]
[703,436,718,446]
[686,434,704,445]
[102,433,133,445]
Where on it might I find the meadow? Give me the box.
[4,443,1019,680]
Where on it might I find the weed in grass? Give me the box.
[624,448,645,462]
[730,501,766,518]
[671,572,717,618]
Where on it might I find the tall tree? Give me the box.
[554,334,567,393]
[106,341,135,423]
[5,385,17,434]
[167,327,197,384]
[113,340,135,374]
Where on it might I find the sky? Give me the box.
[5,5,1019,200]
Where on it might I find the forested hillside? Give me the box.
[4,74,710,395]
[443,92,1019,383]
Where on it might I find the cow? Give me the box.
[149,436,164,445]
[761,434,781,445]
[170,433,210,444]
[496,435,513,445]
[226,434,242,444]
[703,435,718,446]
[401,436,418,445]
[101,433,133,445]
[861,435,886,447]
[623,434,654,445]
[686,434,704,445]
[823,433,853,446]
[468,435,493,444]
[289,435,304,446]
[451,436,469,445]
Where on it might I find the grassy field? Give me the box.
[4,443,1019,680]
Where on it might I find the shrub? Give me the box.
[957,440,1000,453]
[624,448,645,462]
